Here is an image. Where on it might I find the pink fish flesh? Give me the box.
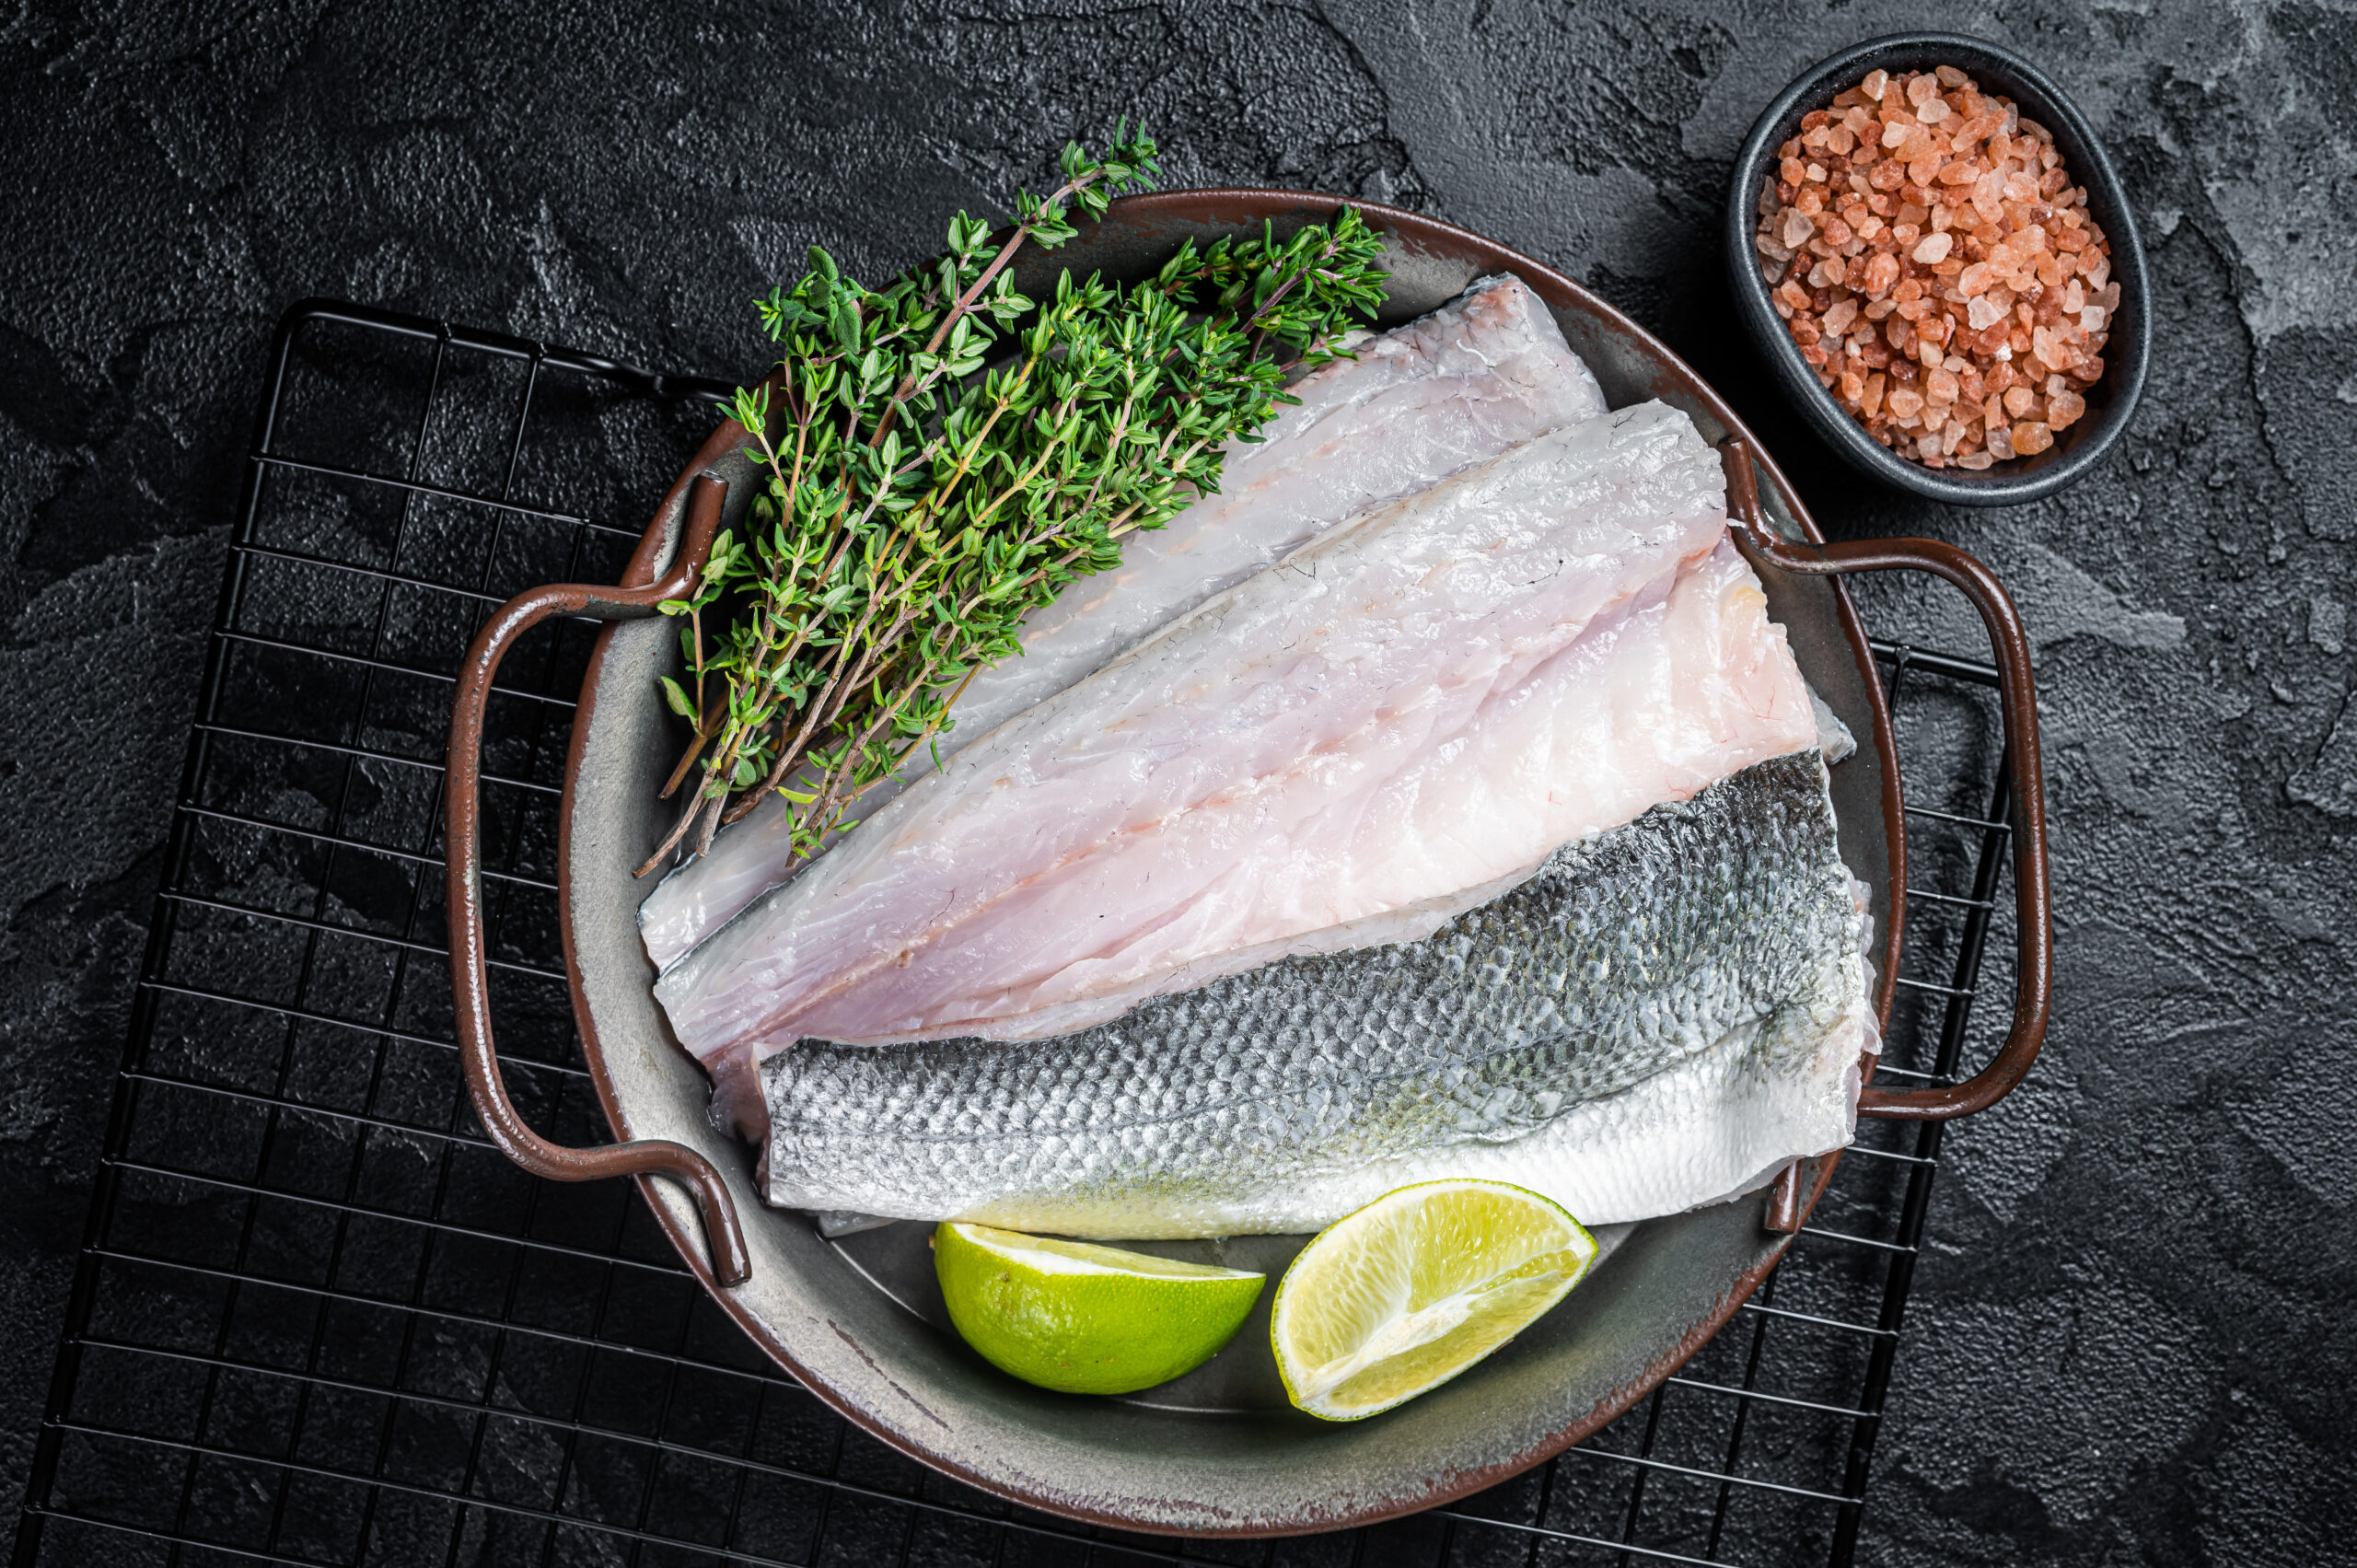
[636,275,1607,971]
[656,401,1818,1134]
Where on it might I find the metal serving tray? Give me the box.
[441,192,2052,1537]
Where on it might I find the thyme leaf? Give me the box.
[638,128,1388,876]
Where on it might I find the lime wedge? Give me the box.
[934,1222,1264,1395]
[1271,1179,1597,1421]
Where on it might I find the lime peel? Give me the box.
[935,1222,1263,1396]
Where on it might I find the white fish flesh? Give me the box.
[636,275,1607,971]
[656,401,1820,1133]
[759,749,1877,1237]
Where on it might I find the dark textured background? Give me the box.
[3,1,2353,1561]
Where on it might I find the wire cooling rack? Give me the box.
[12,299,2021,1568]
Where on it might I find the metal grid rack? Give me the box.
[13,299,2021,1568]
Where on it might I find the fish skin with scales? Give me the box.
[759,749,1876,1238]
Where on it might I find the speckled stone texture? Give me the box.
[1,1,2351,1561]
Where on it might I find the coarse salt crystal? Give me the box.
[1763,64,2113,471]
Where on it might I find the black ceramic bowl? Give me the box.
[1726,33,2149,505]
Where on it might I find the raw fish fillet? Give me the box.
[656,401,1820,1133]
[760,750,1876,1237]
[637,275,1607,970]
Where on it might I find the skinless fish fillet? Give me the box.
[857,536,1814,1050]
[759,749,1877,1237]
[637,275,1607,971]
[656,402,1819,1134]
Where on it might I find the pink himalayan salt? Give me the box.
[1757,65,2113,469]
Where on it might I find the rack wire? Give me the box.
[13,299,2020,1568]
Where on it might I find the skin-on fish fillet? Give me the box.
[656,401,1819,1134]
[759,750,1876,1237]
[636,274,1607,971]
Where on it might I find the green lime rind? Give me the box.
[934,1222,1265,1396]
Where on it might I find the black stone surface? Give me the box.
[2,2,2352,1562]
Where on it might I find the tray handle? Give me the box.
[1722,441,2053,1122]
[445,474,752,1285]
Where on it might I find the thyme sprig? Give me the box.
[639,131,1388,874]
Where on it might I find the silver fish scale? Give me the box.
[761,749,1860,1232]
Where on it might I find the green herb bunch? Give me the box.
[640,128,1388,873]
